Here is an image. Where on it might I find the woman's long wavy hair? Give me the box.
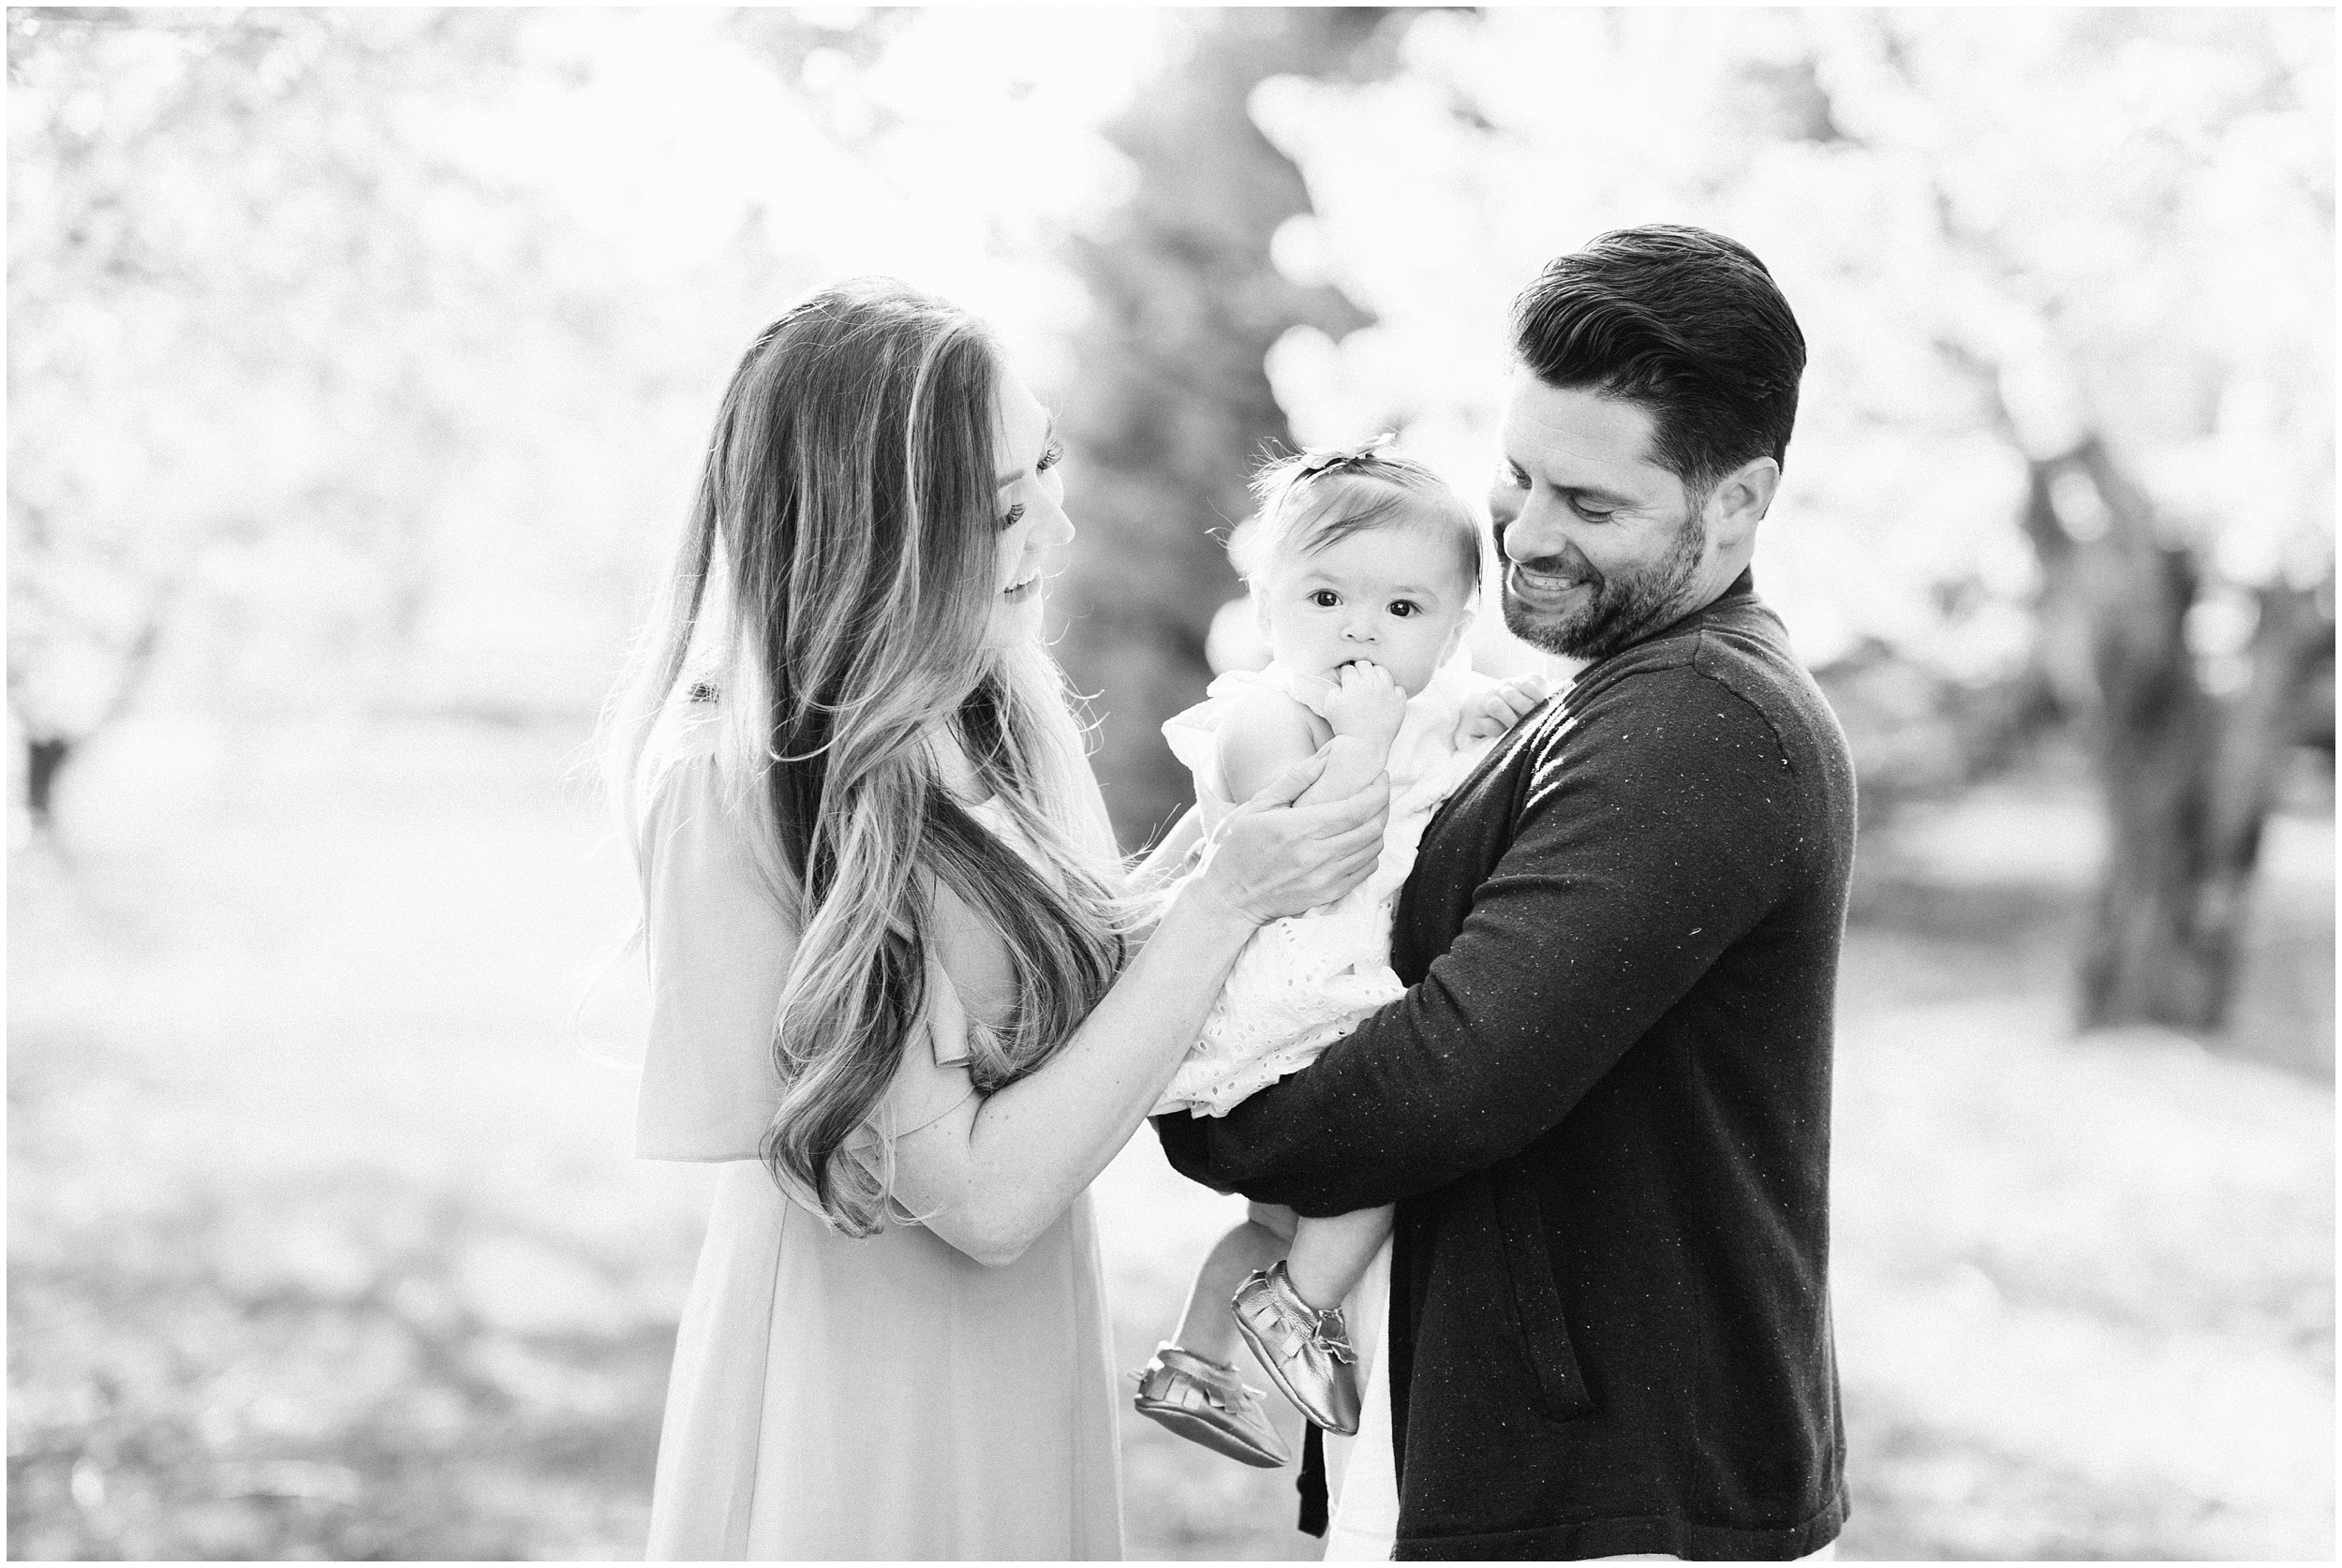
[604,279,1129,1236]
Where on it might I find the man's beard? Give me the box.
[1499,512,1706,663]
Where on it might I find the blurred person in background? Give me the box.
[605,278,1390,1561]
[1158,227,1858,1561]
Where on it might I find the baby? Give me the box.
[1133,439,1549,1468]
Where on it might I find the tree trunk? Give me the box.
[9,587,170,836]
[2081,670,2231,1028]
[1051,9,1382,848]
[24,734,72,831]
[2030,438,2335,1031]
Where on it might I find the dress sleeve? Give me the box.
[1162,686,1236,797]
[636,753,990,1161]
[870,934,983,1142]
[634,750,795,1162]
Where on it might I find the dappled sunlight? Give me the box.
[11,717,2330,1559]
[10,7,2330,1561]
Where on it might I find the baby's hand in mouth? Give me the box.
[1321,661,1405,748]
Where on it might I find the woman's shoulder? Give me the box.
[663,683,724,760]
[633,703,797,1165]
[638,691,730,825]
[635,697,796,949]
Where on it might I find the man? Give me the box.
[1156,225,1856,1561]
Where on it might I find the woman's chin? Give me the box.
[984,594,1046,649]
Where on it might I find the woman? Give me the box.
[607,279,1388,1561]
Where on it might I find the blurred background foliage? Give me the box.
[8,7,2333,1561]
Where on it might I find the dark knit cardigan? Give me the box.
[1156,572,1857,1561]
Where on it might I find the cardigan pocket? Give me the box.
[1492,1177,1595,1422]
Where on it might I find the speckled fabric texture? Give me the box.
[1158,573,1857,1561]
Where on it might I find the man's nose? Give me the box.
[1502,496,1571,566]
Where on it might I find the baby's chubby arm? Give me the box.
[1219,663,1403,809]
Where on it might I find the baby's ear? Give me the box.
[1440,605,1475,661]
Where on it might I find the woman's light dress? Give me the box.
[1150,658,1503,1119]
[634,706,1122,1561]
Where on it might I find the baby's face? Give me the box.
[1256,522,1476,697]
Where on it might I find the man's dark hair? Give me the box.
[1512,225,1806,494]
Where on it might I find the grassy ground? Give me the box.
[7,715,2333,1560]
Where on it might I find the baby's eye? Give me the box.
[1388,600,1420,618]
[1310,590,1341,609]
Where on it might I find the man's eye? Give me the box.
[1573,503,1614,524]
[1505,465,1531,489]
[1311,590,1340,608]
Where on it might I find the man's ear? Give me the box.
[1705,456,1780,552]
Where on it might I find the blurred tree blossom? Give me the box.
[7,11,2333,1562]
[1242,7,2333,1028]
[1047,8,1388,843]
[7,6,1165,821]
[9,8,527,816]
[8,7,2330,1028]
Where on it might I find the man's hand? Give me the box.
[1455,671,1553,745]
[1320,660,1406,752]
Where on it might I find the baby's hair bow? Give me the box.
[1294,431,1399,482]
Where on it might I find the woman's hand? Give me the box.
[889,749,1382,1269]
[1192,748,1389,926]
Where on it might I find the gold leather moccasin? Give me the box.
[1230,1259,1362,1435]
[1131,1341,1292,1469]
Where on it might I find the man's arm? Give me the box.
[1157,671,1800,1215]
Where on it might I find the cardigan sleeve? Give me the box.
[1155,666,1802,1214]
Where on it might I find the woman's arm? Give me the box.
[1129,806,1205,896]
[886,750,1389,1266]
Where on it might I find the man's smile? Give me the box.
[1505,559,1598,610]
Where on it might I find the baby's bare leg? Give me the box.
[1284,1204,1395,1312]
[1172,1206,1292,1363]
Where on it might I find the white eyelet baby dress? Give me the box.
[1150,657,1506,1119]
